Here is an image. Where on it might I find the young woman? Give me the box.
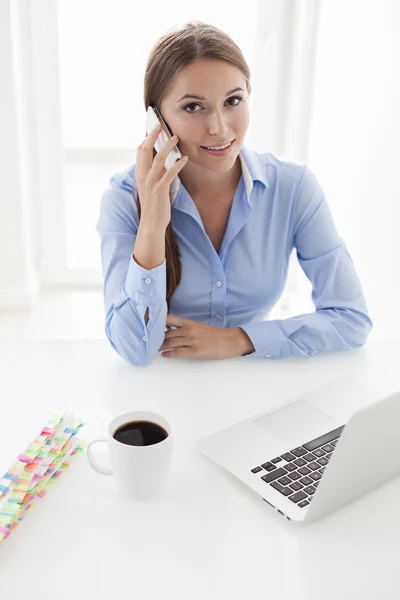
[97,21,372,367]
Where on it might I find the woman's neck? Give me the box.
[179,156,242,203]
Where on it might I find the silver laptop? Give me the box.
[197,379,400,526]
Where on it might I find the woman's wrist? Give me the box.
[231,327,255,356]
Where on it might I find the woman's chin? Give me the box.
[196,150,239,171]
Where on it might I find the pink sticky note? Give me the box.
[41,427,55,435]
[17,455,33,464]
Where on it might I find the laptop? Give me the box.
[197,379,400,526]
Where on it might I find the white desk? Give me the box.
[0,340,400,599]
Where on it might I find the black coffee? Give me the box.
[113,420,168,447]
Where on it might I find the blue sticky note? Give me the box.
[64,428,77,435]
[3,473,19,483]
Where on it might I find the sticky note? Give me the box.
[3,473,19,483]
[64,428,77,435]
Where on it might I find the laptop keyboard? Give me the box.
[250,425,345,508]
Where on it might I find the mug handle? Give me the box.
[87,434,113,476]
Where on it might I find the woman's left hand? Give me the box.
[159,315,255,360]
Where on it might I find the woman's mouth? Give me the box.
[200,139,235,156]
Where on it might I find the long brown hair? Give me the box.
[137,21,251,309]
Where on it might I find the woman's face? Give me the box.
[159,58,251,175]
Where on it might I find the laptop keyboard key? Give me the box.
[317,457,329,466]
[308,462,320,470]
[302,425,345,451]
[289,481,303,492]
[331,439,338,447]
[290,447,307,457]
[271,457,283,464]
[270,481,292,496]
[251,466,263,473]
[284,462,297,472]
[304,485,316,494]
[300,476,313,486]
[298,466,311,475]
[293,458,307,467]
[288,490,307,503]
[261,468,287,483]
[261,462,276,471]
[310,471,322,481]
[278,476,292,486]
[298,500,310,508]
[281,452,296,462]
[322,444,335,452]
[304,453,317,462]
[312,448,326,457]
[288,471,302,481]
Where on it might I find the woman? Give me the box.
[97,21,372,367]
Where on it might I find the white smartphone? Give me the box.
[145,105,182,170]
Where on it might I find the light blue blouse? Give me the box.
[96,146,372,366]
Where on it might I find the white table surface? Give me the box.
[0,339,400,599]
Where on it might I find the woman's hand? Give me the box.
[135,124,188,231]
[159,315,255,360]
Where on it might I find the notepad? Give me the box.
[0,406,85,544]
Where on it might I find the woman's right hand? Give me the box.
[135,124,188,232]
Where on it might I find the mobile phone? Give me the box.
[145,105,182,170]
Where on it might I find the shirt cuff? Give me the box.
[239,321,292,359]
[124,256,166,306]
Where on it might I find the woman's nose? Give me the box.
[207,110,229,137]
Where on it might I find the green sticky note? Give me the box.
[1,503,20,516]
[0,514,13,525]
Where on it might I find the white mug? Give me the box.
[87,410,173,500]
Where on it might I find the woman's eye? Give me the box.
[182,96,243,113]
[226,95,243,107]
[184,103,202,113]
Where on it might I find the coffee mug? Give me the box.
[87,410,173,500]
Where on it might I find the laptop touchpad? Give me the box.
[254,401,337,446]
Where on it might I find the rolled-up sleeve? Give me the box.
[96,175,167,366]
[240,165,373,359]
